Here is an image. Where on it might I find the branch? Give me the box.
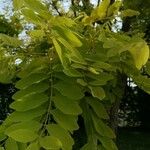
[97,0,101,6]
[71,0,77,17]
[51,1,62,16]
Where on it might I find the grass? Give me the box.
[117,128,150,150]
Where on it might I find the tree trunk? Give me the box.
[109,73,127,133]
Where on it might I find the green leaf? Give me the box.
[17,59,47,78]
[0,59,15,84]
[91,62,114,71]
[5,138,18,150]
[97,145,105,150]
[21,8,43,25]
[91,0,110,20]
[0,33,22,47]
[54,26,82,47]
[54,72,76,83]
[15,73,49,89]
[53,16,76,27]
[5,105,47,123]
[57,37,86,65]
[26,142,39,150]
[92,113,115,139]
[12,81,49,100]
[63,67,83,77]
[107,1,121,17]
[87,72,114,86]
[89,86,105,100]
[13,0,24,11]
[98,137,118,150]
[0,147,4,150]
[17,143,27,150]
[54,81,84,100]
[7,129,38,143]
[52,38,66,67]
[88,67,99,75]
[121,9,140,17]
[82,16,93,26]
[89,80,107,86]
[5,121,41,135]
[39,136,62,150]
[24,0,48,13]
[0,133,7,141]
[87,72,113,83]
[47,124,74,150]
[81,142,97,150]
[10,93,49,111]
[145,61,150,75]
[52,109,79,131]
[29,30,45,39]
[129,41,149,69]
[87,98,109,119]
[77,79,87,86]
[53,93,82,115]
[103,38,122,49]
[71,63,87,70]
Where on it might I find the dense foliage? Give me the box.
[0,0,150,150]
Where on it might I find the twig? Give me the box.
[51,1,62,16]
[71,0,77,17]
[97,0,101,6]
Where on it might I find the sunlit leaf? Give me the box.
[89,86,105,100]
[5,121,41,135]
[52,109,79,131]
[10,93,49,111]
[47,124,74,150]
[53,93,82,115]
[39,136,62,150]
[13,0,24,11]
[5,138,18,150]
[54,81,84,100]
[52,38,67,67]
[15,73,49,89]
[54,26,82,47]
[92,113,115,138]
[129,41,149,69]
[24,0,48,13]
[21,8,43,25]
[87,98,109,119]
[5,105,47,123]
[26,142,39,150]
[121,9,140,17]
[12,81,49,100]
[6,129,38,143]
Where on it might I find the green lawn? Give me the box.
[117,129,150,150]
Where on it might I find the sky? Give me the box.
[0,0,12,17]
[0,0,5,14]
[0,0,97,14]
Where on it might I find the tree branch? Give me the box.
[51,1,62,16]
[97,0,101,6]
[71,0,77,17]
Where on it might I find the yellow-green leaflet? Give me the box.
[129,41,149,69]
[91,0,110,20]
[52,38,64,66]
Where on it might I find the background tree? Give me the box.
[118,0,150,129]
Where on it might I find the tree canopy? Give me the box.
[0,0,150,150]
